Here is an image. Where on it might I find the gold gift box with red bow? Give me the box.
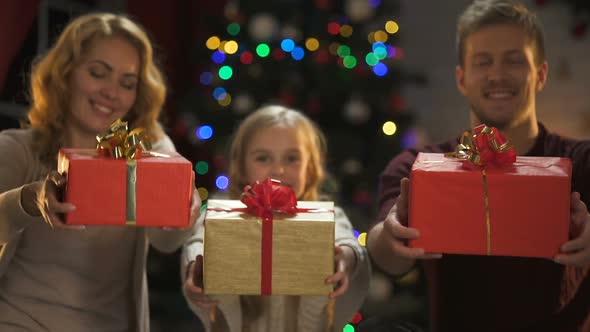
[203,179,335,295]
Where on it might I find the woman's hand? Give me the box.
[22,171,82,230]
[184,255,219,309]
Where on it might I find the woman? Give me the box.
[0,13,200,331]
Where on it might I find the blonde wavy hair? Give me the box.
[227,105,327,201]
[26,12,166,162]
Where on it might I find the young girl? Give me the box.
[181,105,370,331]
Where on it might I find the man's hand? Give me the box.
[554,192,590,268]
[368,178,441,276]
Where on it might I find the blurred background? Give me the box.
[0,0,588,331]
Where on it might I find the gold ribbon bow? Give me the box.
[96,119,152,160]
[444,125,515,167]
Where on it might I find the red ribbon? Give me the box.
[208,178,329,294]
[240,178,300,295]
[445,124,516,169]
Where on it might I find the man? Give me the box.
[367,1,590,331]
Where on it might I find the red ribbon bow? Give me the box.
[445,124,516,169]
[240,178,299,221]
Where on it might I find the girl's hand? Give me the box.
[184,255,219,309]
[325,245,356,299]
[22,171,82,230]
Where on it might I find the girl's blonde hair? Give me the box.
[27,12,166,162]
[228,105,328,322]
[228,105,327,201]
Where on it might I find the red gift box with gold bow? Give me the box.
[408,125,571,258]
[203,179,335,295]
[57,119,193,227]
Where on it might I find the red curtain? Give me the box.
[126,0,226,124]
[0,0,40,92]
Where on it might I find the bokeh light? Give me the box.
[372,42,388,60]
[365,53,379,66]
[197,187,209,200]
[351,312,363,324]
[373,62,388,76]
[367,31,376,44]
[340,25,353,37]
[329,42,340,56]
[212,51,226,64]
[327,22,340,35]
[216,175,229,190]
[280,38,295,52]
[369,0,381,8]
[358,233,367,246]
[337,45,351,57]
[291,47,304,60]
[402,129,418,149]
[387,45,396,58]
[199,72,213,85]
[219,93,232,106]
[197,125,213,140]
[206,36,220,50]
[240,51,254,64]
[223,40,239,54]
[256,43,270,57]
[227,22,240,36]
[385,20,400,34]
[272,48,286,60]
[195,161,209,175]
[382,121,397,135]
[343,55,357,69]
[305,38,320,51]
[212,87,227,100]
[219,66,233,80]
[374,30,388,42]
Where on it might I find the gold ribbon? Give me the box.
[444,130,479,164]
[482,169,491,255]
[96,119,152,226]
[96,119,152,159]
[444,125,517,255]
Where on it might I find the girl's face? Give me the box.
[243,126,311,199]
[67,36,139,138]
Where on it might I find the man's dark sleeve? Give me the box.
[570,140,590,208]
[373,150,418,229]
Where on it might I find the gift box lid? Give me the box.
[413,152,571,176]
[205,199,335,222]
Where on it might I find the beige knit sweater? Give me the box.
[0,128,195,332]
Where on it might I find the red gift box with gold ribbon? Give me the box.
[57,120,193,227]
[203,179,335,295]
[409,125,571,258]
